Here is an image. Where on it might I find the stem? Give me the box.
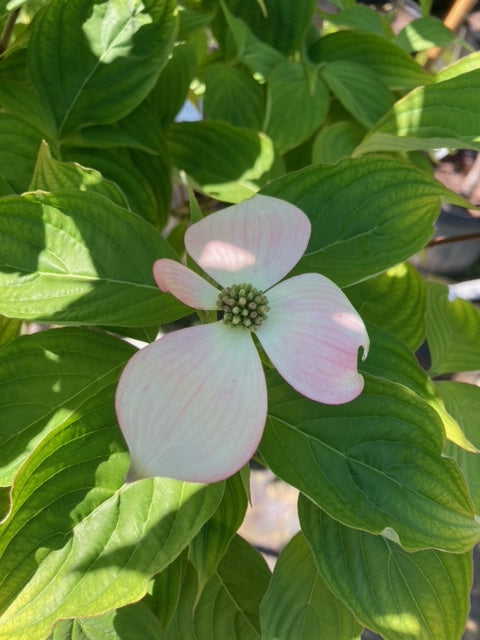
[427,230,480,247]
[0,8,20,58]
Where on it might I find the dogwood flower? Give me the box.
[115,195,369,484]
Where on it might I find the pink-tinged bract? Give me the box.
[116,193,369,484]
[115,322,267,483]
[257,273,369,404]
[185,194,311,290]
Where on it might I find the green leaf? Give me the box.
[62,146,172,228]
[426,282,480,375]
[202,63,265,130]
[152,40,199,129]
[0,113,44,193]
[189,471,248,596]
[263,157,466,287]
[0,414,223,640]
[309,31,431,90]
[0,191,189,326]
[439,381,480,511]
[264,60,329,153]
[300,504,472,640]
[0,327,135,486]
[219,0,315,56]
[219,1,284,79]
[357,69,480,154]
[148,551,189,633]
[311,120,365,164]
[168,121,275,203]
[321,61,394,128]
[50,601,164,639]
[160,535,270,639]
[323,4,390,37]
[262,369,480,552]
[394,16,456,53]
[259,532,362,639]
[31,141,129,207]
[435,50,480,82]
[361,323,475,453]
[28,0,178,136]
[346,263,426,351]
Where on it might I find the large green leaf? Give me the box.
[426,282,480,375]
[168,121,276,203]
[263,157,467,287]
[309,31,431,89]
[321,61,394,128]
[28,0,178,136]
[264,60,329,153]
[202,63,265,130]
[439,381,480,511]
[0,190,188,326]
[50,601,163,639]
[0,327,134,486]
[300,504,472,640]
[357,69,480,154]
[346,262,426,351]
[31,141,128,207]
[261,368,480,552]
[259,532,362,639]
[159,535,270,640]
[0,395,223,639]
[311,120,366,164]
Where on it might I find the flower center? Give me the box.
[216,283,270,331]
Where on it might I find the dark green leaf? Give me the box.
[0,113,44,193]
[168,121,275,203]
[346,262,426,351]
[426,282,480,375]
[262,369,480,552]
[309,31,432,89]
[311,120,366,164]
[263,157,467,287]
[394,16,456,53]
[265,61,329,152]
[31,141,128,207]
[260,532,362,639]
[300,504,472,640]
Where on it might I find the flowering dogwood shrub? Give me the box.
[0,1,480,639]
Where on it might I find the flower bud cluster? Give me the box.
[217,283,269,330]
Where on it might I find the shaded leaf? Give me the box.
[321,61,394,128]
[260,532,362,639]
[161,535,270,640]
[394,16,456,53]
[426,282,480,375]
[261,369,480,552]
[312,120,366,164]
[300,504,472,640]
[0,113,45,193]
[31,141,128,207]
[439,381,480,511]
[265,60,329,152]
[168,121,275,203]
[309,31,431,89]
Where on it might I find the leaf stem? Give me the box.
[0,8,20,58]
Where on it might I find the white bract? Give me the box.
[115,195,369,483]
